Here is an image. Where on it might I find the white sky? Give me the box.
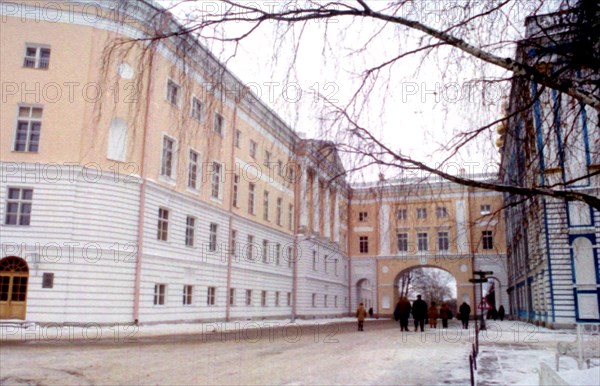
[166,1,565,181]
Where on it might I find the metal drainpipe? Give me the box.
[225,106,237,322]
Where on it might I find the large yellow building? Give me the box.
[0,0,506,324]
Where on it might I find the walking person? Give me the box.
[428,301,438,328]
[398,296,412,331]
[368,307,374,318]
[459,301,471,329]
[356,302,367,331]
[439,302,452,329]
[498,305,506,321]
[411,295,428,332]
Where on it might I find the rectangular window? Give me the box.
[23,45,50,69]
[334,295,338,307]
[153,284,166,305]
[324,255,328,273]
[334,260,338,276]
[234,129,241,148]
[166,79,180,106]
[264,150,271,167]
[185,216,196,247]
[191,97,203,121]
[277,160,283,177]
[275,291,280,307]
[397,233,408,252]
[213,113,224,135]
[4,188,33,226]
[231,230,237,259]
[207,286,216,305]
[262,239,269,263]
[417,232,428,251]
[248,183,255,214]
[287,292,291,306]
[261,290,267,307]
[312,250,317,270]
[275,243,281,265]
[14,106,42,152]
[359,236,369,253]
[312,293,316,307]
[247,235,254,260]
[229,288,235,306]
[188,150,200,190]
[482,230,494,250]
[324,294,328,307]
[480,204,492,215]
[232,174,239,207]
[157,208,169,241]
[417,208,427,219]
[209,223,218,252]
[263,190,269,221]
[397,208,407,220]
[183,285,193,305]
[246,289,252,306]
[276,198,282,226]
[436,207,448,218]
[250,140,257,158]
[438,231,449,251]
[358,211,368,222]
[288,204,294,231]
[287,246,293,268]
[211,162,221,199]
[160,136,175,178]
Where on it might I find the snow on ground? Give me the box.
[1,318,598,385]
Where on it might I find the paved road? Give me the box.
[1,319,473,385]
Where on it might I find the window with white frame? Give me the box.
[397,208,407,220]
[14,106,42,152]
[246,289,252,306]
[417,208,427,219]
[153,284,166,305]
[229,288,235,306]
[480,204,492,215]
[209,223,218,252]
[247,235,254,260]
[263,190,269,221]
[248,183,255,214]
[207,286,216,305]
[188,150,200,190]
[358,211,368,222]
[261,290,267,307]
[275,291,280,306]
[262,239,269,263]
[157,208,169,241]
[436,207,448,218]
[232,129,241,148]
[288,204,294,231]
[438,231,449,252]
[4,188,33,226]
[211,162,221,199]
[417,232,428,251]
[213,113,224,135]
[249,140,257,158]
[275,243,281,265]
[183,285,193,305]
[232,174,239,207]
[166,79,180,106]
[185,216,196,247]
[359,236,369,253]
[276,197,282,226]
[160,136,175,178]
[397,233,408,252]
[23,44,50,69]
[191,97,203,121]
[482,230,494,250]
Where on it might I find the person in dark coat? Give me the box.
[394,296,412,331]
[439,303,452,328]
[356,302,367,331]
[459,302,471,329]
[498,305,506,321]
[411,295,428,332]
[368,307,374,318]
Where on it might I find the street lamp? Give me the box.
[470,271,493,331]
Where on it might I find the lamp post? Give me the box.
[470,271,493,331]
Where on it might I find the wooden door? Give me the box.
[0,257,29,320]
